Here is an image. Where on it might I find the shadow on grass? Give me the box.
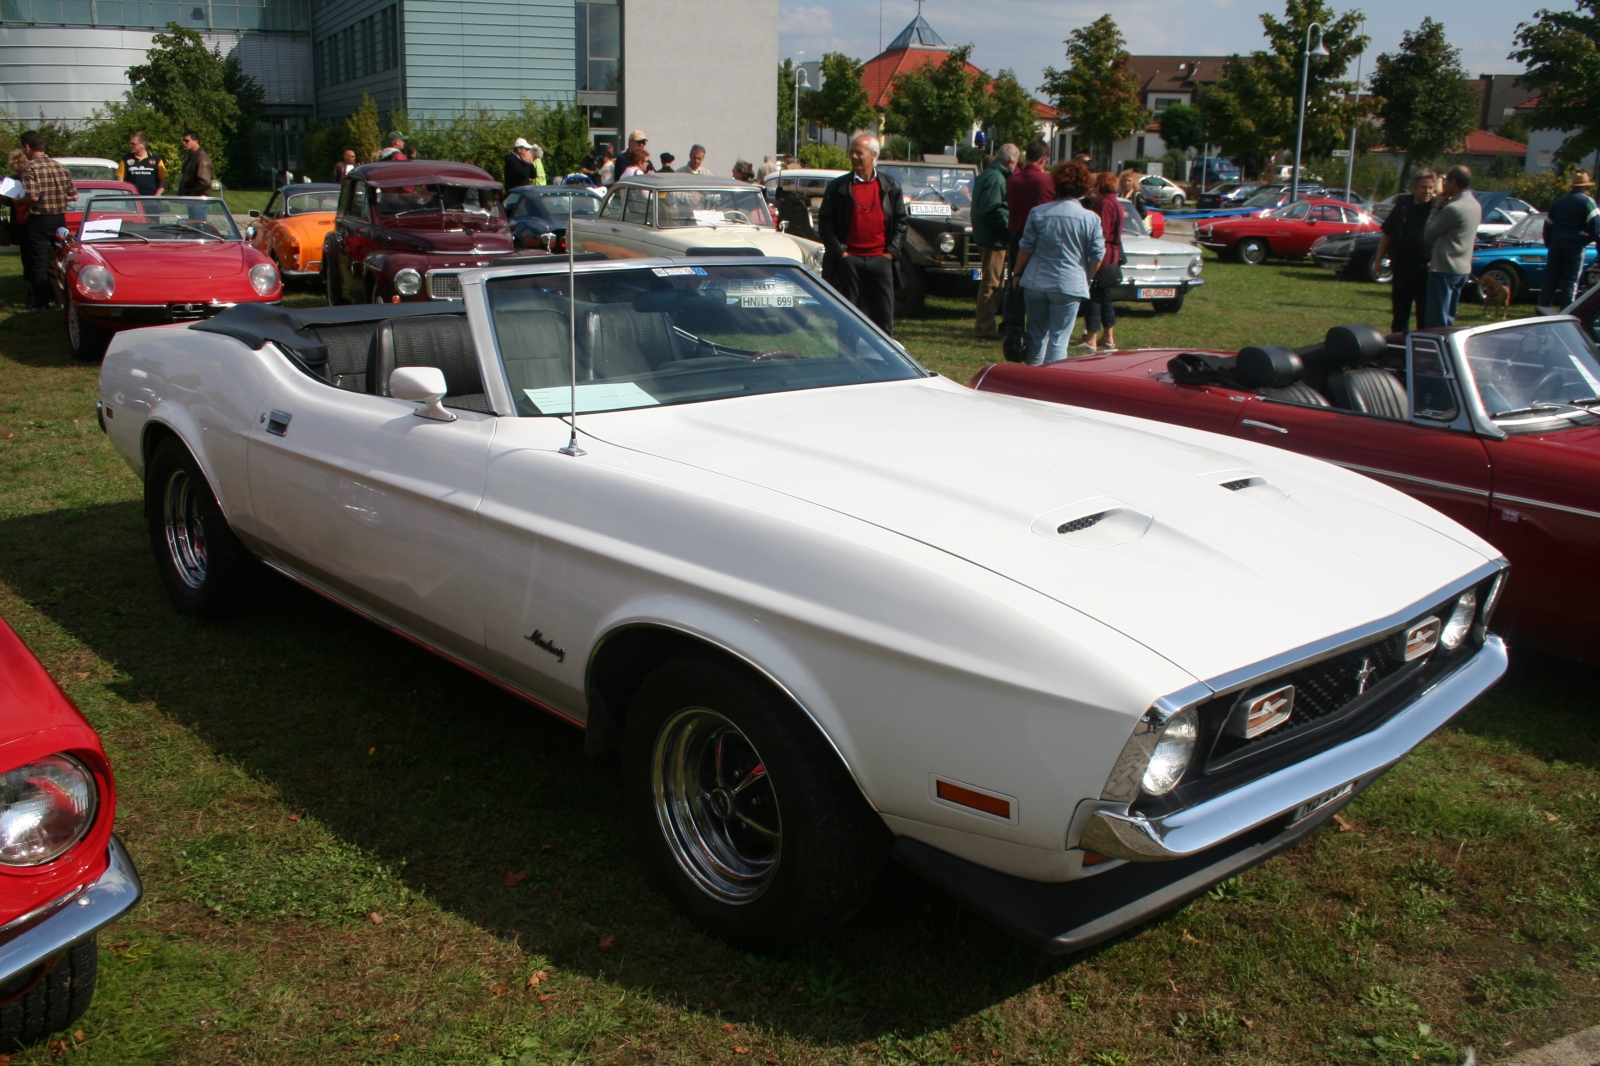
[0,500,1096,1043]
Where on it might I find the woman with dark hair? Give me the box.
[731,160,757,183]
[1081,171,1124,351]
[619,146,651,180]
[1010,161,1105,365]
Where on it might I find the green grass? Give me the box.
[216,188,274,217]
[0,253,1596,1064]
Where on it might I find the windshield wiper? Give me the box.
[85,230,150,243]
[151,222,226,241]
[1491,400,1583,418]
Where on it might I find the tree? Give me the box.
[346,93,383,162]
[884,45,992,155]
[125,23,241,177]
[1512,0,1600,167]
[1496,113,1532,144]
[777,58,797,153]
[220,50,265,183]
[1199,0,1370,177]
[804,53,873,139]
[1039,16,1148,160]
[1158,103,1205,154]
[985,70,1041,151]
[1369,18,1478,180]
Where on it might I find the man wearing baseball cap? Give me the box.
[505,137,537,190]
[1539,171,1600,313]
[627,130,654,173]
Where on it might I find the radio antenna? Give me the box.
[559,213,585,457]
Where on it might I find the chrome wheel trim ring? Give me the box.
[162,468,208,589]
[1241,241,1267,264]
[66,302,80,350]
[651,707,781,904]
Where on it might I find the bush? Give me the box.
[1511,169,1577,210]
[798,142,849,170]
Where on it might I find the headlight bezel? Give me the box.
[393,268,423,296]
[937,233,956,254]
[0,753,99,868]
[1140,707,1199,796]
[248,261,279,297]
[77,264,114,298]
[1187,256,1203,277]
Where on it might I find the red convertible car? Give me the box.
[972,316,1600,664]
[62,180,137,230]
[323,160,512,304]
[0,615,140,1048]
[52,195,282,362]
[1195,198,1381,265]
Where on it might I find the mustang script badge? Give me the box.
[1229,683,1296,739]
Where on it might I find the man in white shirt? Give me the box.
[683,145,710,176]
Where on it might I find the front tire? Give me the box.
[1236,238,1269,265]
[0,935,97,1051]
[66,300,111,363]
[1152,294,1186,313]
[1170,195,1185,208]
[623,655,886,951]
[145,437,258,617]
[1363,253,1394,285]
[324,248,348,306]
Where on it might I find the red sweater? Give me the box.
[845,177,886,256]
[1007,164,1055,235]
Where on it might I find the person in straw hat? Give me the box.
[1539,170,1600,313]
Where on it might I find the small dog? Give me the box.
[1478,275,1512,320]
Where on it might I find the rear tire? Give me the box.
[324,248,348,306]
[623,655,887,952]
[1364,254,1394,285]
[0,935,97,1051]
[1236,238,1269,265]
[66,300,111,363]
[1170,195,1185,208]
[145,436,259,617]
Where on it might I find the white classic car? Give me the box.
[572,174,826,274]
[96,254,1508,953]
[1138,174,1188,208]
[1114,197,1205,313]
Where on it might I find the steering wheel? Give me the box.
[1529,368,1573,401]
[723,211,751,224]
[751,349,802,361]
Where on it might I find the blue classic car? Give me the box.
[1473,212,1599,302]
[504,185,605,252]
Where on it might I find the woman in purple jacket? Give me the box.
[1080,171,1124,351]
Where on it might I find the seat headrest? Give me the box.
[1235,346,1304,389]
[1324,323,1388,368]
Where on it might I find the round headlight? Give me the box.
[938,233,956,254]
[0,755,97,866]
[248,262,279,296]
[77,264,113,296]
[1142,707,1199,796]
[1188,256,1203,277]
[394,268,422,296]
[808,244,825,272]
[1440,590,1477,651]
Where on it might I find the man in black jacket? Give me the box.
[817,133,908,335]
[1375,169,1435,333]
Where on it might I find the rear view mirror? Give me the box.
[247,209,261,218]
[389,366,456,422]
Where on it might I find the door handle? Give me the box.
[1241,418,1287,434]
[264,410,292,436]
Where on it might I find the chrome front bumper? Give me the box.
[0,836,142,982]
[1081,635,1507,861]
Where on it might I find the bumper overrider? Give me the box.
[0,837,142,982]
[895,563,1508,954]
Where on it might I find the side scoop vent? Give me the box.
[1203,470,1289,502]
[1220,478,1253,492]
[1032,497,1153,549]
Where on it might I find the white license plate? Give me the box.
[1137,287,1177,299]
[739,294,794,308]
[971,268,982,281]
[1291,782,1354,824]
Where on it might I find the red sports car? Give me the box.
[52,195,282,362]
[971,316,1600,664]
[1195,198,1381,265]
[0,615,141,1048]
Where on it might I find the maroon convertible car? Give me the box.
[973,301,1600,665]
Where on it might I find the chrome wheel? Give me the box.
[1238,239,1268,265]
[162,468,208,589]
[652,707,781,903]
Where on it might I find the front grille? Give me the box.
[169,302,228,322]
[427,272,462,299]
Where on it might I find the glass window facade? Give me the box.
[0,0,308,30]
[574,0,618,93]
[312,4,396,89]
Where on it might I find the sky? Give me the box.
[778,0,1554,93]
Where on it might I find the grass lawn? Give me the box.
[0,252,1594,1066]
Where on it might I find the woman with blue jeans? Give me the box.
[1013,162,1104,365]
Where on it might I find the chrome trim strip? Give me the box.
[1082,635,1506,860]
[1240,419,1287,433]
[0,837,142,982]
[1098,559,1506,803]
[1333,461,1490,498]
[1492,492,1600,522]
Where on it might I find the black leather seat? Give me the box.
[579,302,681,378]
[367,314,490,412]
[305,323,376,392]
[1321,323,1407,419]
[1235,345,1332,407]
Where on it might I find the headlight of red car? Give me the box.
[0,754,97,866]
[77,264,114,298]
[249,262,279,296]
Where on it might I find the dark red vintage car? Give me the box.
[0,614,140,1047]
[1195,198,1381,265]
[972,315,1600,664]
[323,161,512,304]
[52,195,282,362]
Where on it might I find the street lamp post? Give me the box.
[1291,23,1329,205]
[793,54,808,160]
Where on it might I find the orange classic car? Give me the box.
[247,183,340,281]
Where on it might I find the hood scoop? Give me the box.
[1031,497,1153,549]
[1207,469,1288,502]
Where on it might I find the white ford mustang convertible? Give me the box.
[96,255,1509,952]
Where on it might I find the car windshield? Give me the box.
[1503,213,1546,242]
[512,191,601,220]
[373,184,499,217]
[62,162,117,181]
[1119,200,1149,237]
[1269,201,1312,220]
[655,188,774,228]
[79,197,241,241]
[1464,320,1600,422]
[1242,189,1288,207]
[286,190,340,214]
[877,165,974,207]
[488,263,920,416]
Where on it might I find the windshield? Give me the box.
[1120,200,1149,237]
[286,190,340,214]
[62,162,117,181]
[877,165,974,207]
[374,184,500,217]
[511,191,601,221]
[1503,213,1546,242]
[655,188,773,228]
[79,197,241,241]
[1241,188,1288,208]
[1464,320,1600,423]
[1269,201,1312,220]
[488,264,920,416]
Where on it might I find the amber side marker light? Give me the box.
[935,779,1011,819]
[1081,851,1114,866]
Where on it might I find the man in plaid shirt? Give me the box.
[18,131,74,313]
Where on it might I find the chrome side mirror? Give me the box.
[779,220,790,233]
[54,226,72,243]
[245,225,256,240]
[247,209,261,218]
[389,366,456,422]
[540,232,556,252]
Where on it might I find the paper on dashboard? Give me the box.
[524,381,660,414]
[82,218,124,239]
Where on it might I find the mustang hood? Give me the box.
[100,242,249,280]
[590,379,1499,683]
